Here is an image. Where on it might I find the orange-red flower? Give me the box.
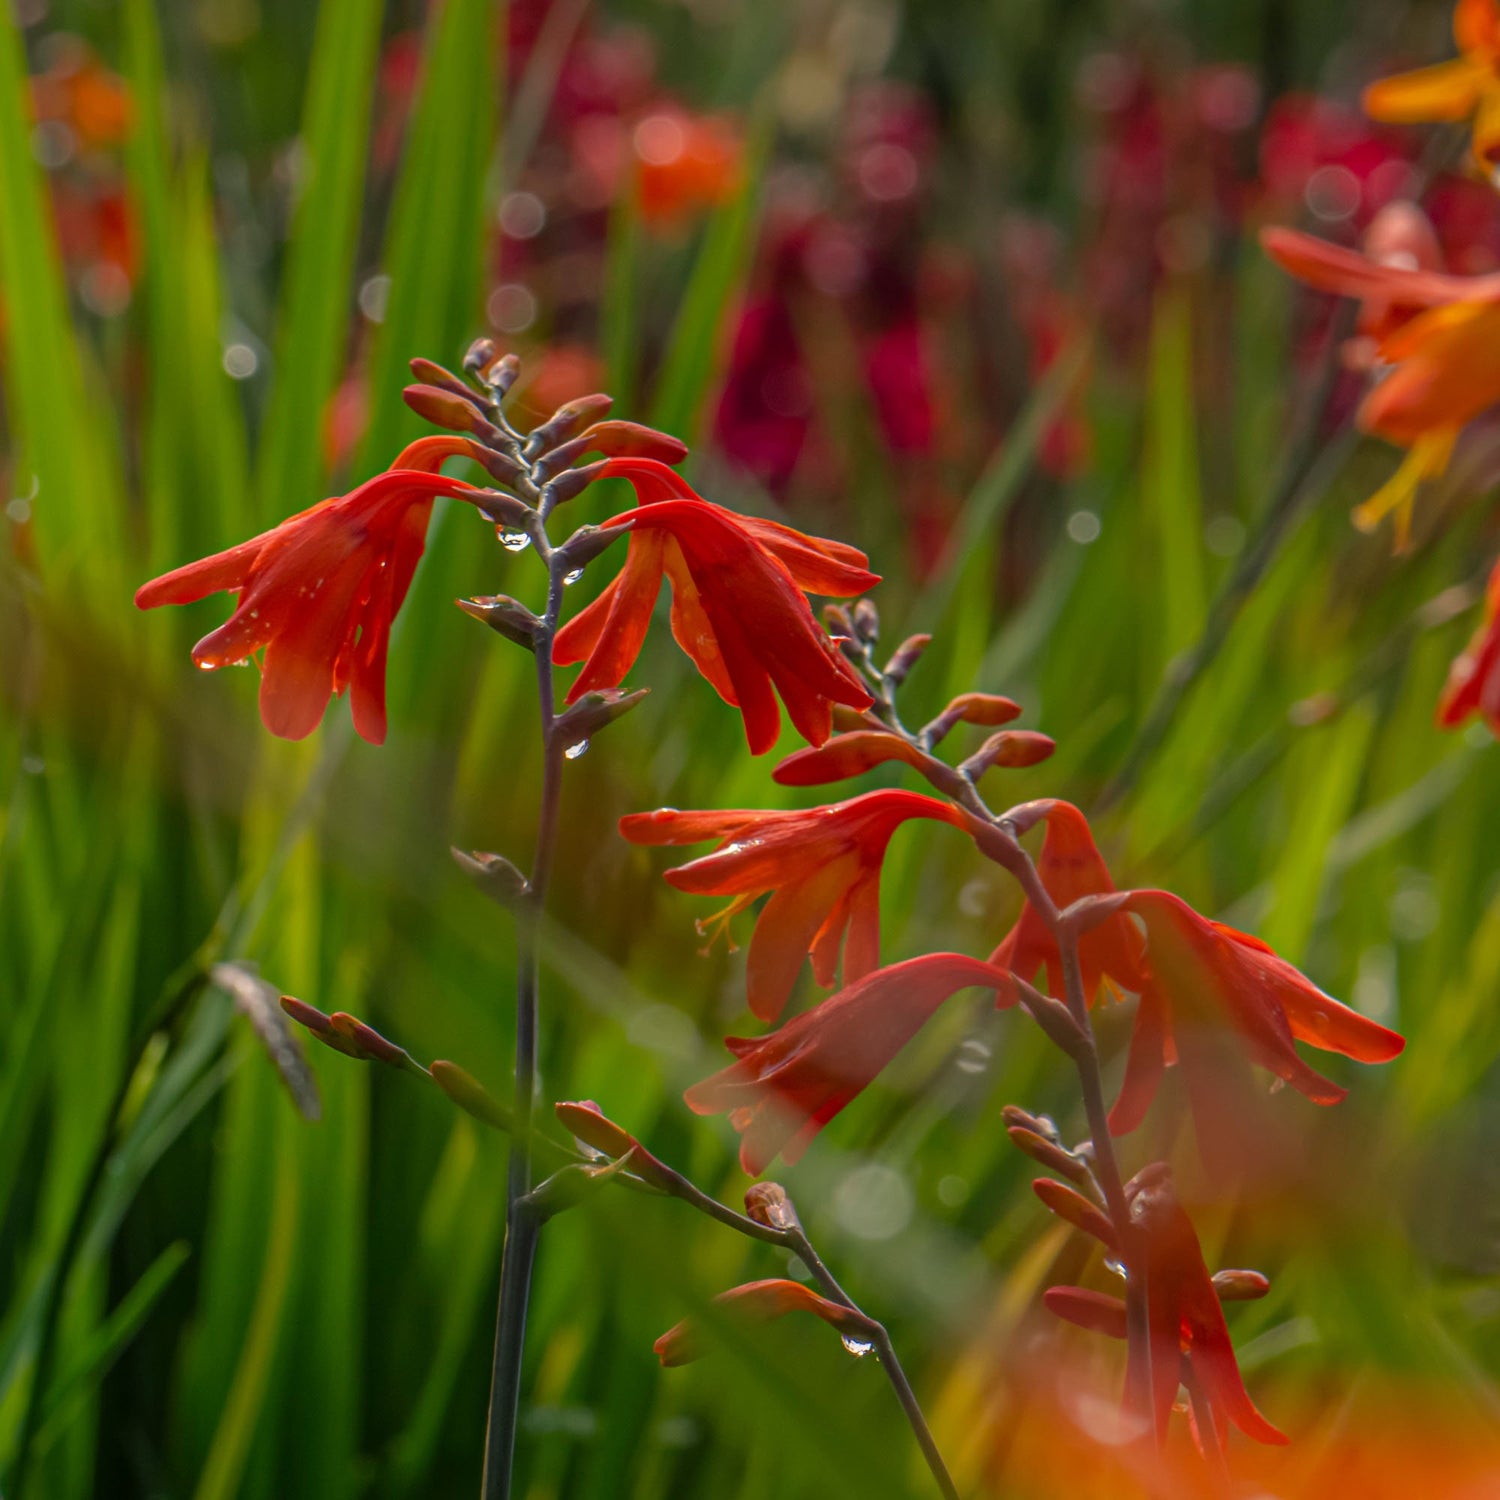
[557,458,876,752]
[136,437,489,744]
[1262,223,1500,547]
[633,108,742,230]
[1104,891,1405,1155]
[621,790,967,1020]
[1045,1163,1287,1449]
[653,1279,864,1366]
[987,800,1146,1004]
[684,953,1017,1173]
[1438,555,1500,734]
[1364,0,1500,166]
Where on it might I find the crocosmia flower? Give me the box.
[1438,555,1500,735]
[621,790,967,1020]
[1364,0,1500,167]
[684,953,1017,1173]
[1263,223,1500,547]
[557,458,876,752]
[1104,890,1405,1156]
[136,437,488,744]
[987,800,1146,1003]
[1045,1163,1288,1449]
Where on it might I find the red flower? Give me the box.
[621,790,967,1020]
[653,1279,865,1366]
[1045,1163,1287,1449]
[1438,556,1500,735]
[987,800,1146,1003]
[684,953,1017,1173]
[135,437,488,744]
[556,458,877,752]
[1105,891,1405,1158]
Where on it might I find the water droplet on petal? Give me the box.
[1104,1257,1127,1279]
[564,739,590,760]
[196,660,217,672]
[1268,1077,1286,1095]
[840,1335,874,1357]
[563,567,583,585]
[500,529,532,552]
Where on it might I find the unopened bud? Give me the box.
[822,603,855,638]
[281,995,365,1059]
[555,521,628,571]
[1001,1104,1059,1141]
[744,1182,802,1232]
[554,1101,674,1190]
[851,599,879,643]
[450,846,531,904]
[883,633,931,686]
[1211,1269,1271,1302]
[409,357,482,402]
[327,1011,422,1072]
[429,1059,511,1131]
[483,352,522,397]
[927,691,1024,745]
[403,384,505,442]
[1013,977,1089,1059]
[576,419,688,464]
[545,459,608,507]
[455,595,540,651]
[463,338,498,373]
[960,730,1056,780]
[1032,1178,1118,1250]
[523,393,614,459]
[1006,1127,1092,1186]
[553,688,649,744]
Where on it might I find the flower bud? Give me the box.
[281,995,366,1059]
[744,1182,802,1232]
[822,603,855,638]
[1032,1178,1118,1250]
[555,520,628,570]
[576,419,688,464]
[455,596,541,652]
[463,338,498,374]
[1211,1269,1271,1302]
[523,393,614,459]
[483,352,522,397]
[883,633,931,686]
[403,384,506,442]
[327,1011,421,1072]
[544,459,608,507]
[554,1101,675,1191]
[553,687,650,744]
[960,730,1056,779]
[1043,1286,1128,1339]
[851,599,879,643]
[1013,976,1089,1059]
[1006,1126,1093,1186]
[926,691,1023,745]
[429,1059,511,1130]
[409,357,482,402]
[772,731,927,787]
[1001,1103,1059,1140]
[450,845,531,904]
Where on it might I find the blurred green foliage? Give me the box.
[3,1,1499,1498]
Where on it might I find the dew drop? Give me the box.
[1268,1077,1287,1095]
[563,567,584,585]
[500,529,532,552]
[196,660,217,672]
[1104,1257,1127,1279]
[840,1336,874,1358]
[564,739,590,760]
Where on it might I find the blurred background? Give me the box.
[5,0,1500,1495]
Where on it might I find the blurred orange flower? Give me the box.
[557,458,876,752]
[632,108,742,229]
[1262,223,1500,547]
[653,1279,864,1366]
[621,789,967,1020]
[1364,0,1500,166]
[136,437,488,743]
[685,953,1016,1172]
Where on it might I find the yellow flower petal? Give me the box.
[1364,56,1490,123]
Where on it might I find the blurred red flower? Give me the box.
[1438,556,1500,734]
[685,952,1016,1173]
[621,789,967,1021]
[136,437,488,743]
[556,458,876,752]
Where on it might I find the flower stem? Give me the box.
[479,542,568,1500]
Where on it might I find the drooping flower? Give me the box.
[135,437,490,744]
[621,790,967,1020]
[556,458,876,752]
[1262,220,1500,547]
[684,953,1017,1173]
[987,800,1146,1004]
[1438,555,1500,734]
[1364,0,1500,167]
[1103,890,1405,1157]
[1044,1163,1287,1449]
[653,1279,866,1366]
